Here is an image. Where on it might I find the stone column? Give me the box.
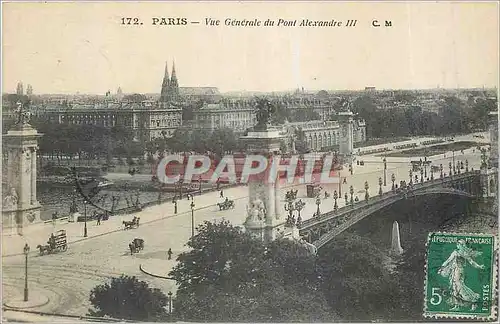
[31,147,37,204]
[274,175,281,220]
[391,221,404,256]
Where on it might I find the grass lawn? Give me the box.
[354,137,411,148]
[381,141,484,158]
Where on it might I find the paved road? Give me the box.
[2,138,487,317]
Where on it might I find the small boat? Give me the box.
[97,180,114,188]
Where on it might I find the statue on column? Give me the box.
[15,102,31,125]
[254,98,276,131]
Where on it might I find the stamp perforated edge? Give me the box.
[423,231,498,321]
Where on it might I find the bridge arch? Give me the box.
[300,187,477,250]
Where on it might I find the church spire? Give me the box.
[164,61,170,81]
[160,61,170,102]
[170,59,179,101]
[171,59,177,83]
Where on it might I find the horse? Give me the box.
[37,244,51,255]
[129,243,136,255]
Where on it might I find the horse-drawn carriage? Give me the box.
[123,216,140,229]
[217,199,235,211]
[128,238,144,254]
[37,230,68,255]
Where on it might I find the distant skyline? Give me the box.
[2,2,499,94]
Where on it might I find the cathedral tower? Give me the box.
[170,60,179,101]
[160,61,171,103]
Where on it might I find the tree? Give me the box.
[210,128,238,156]
[88,275,168,321]
[392,238,427,321]
[317,233,400,321]
[169,220,335,322]
[291,109,320,122]
[294,128,309,154]
[123,93,146,102]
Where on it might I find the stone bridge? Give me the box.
[298,169,495,249]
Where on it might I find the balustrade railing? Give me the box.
[300,170,479,231]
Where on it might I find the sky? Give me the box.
[2,1,499,94]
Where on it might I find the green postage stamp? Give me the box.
[424,232,497,319]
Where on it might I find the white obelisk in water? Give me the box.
[391,221,404,256]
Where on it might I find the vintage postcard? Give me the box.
[1,1,498,323]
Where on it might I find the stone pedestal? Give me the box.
[2,121,42,234]
[480,166,497,199]
[241,127,286,243]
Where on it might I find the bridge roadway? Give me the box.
[299,171,480,249]
[1,145,485,316]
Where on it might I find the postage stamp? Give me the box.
[424,232,497,320]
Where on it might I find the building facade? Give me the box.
[193,100,257,133]
[31,101,182,141]
[282,119,366,152]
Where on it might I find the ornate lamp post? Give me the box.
[378,177,383,196]
[315,196,321,216]
[349,185,354,206]
[465,159,469,172]
[409,169,413,185]
[295,199,305,226]
[391,173,396,192]
[167,291,173,314]
[190,200,195,238]
[452,150,456,174]
[383,157,387,186]
[364,181,369,201]
[177,179,184,199]
[295,199,305,221]
[440,164,443,178]
[420,168,424,184]
[481,148,488,168]
[344,192,348,205]
[333,190,338,211]
[424,156,428,178]
[83,200,88,238]
[172,197,178,214]
[23,243,30,301]
[284,200,295,226]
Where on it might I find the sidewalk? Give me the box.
[2,181,305,257]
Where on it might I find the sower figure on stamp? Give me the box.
[438,239,485,311]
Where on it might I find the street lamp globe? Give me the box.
[23,243,30,255]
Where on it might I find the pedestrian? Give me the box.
[96,213,101,225]
[220,190,224,198]
[167,248,173,260]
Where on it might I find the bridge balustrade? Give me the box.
[299,170,480,232]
